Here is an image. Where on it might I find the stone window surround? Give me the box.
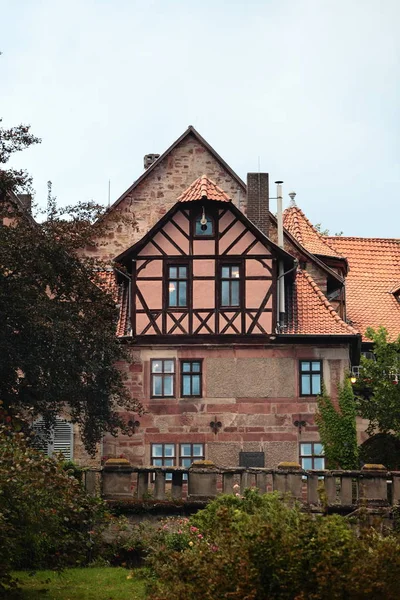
[299,359,323,396]
[299,441,325,470]
[150,358,176,398]
[151,442,205,481]
[180,359,203,398]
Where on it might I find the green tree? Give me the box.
[354,327,400,437]
[316,379,359,469]
[0,119,141,454]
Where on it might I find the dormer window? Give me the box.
[194,207,214,237]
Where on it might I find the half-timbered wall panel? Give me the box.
[246,280,269,306]
[163,221,190,255]
[245,258,272,277]
[219,210,235,232]
[171,210,190,234]
[153,232,181,255]
[138,280,162,310]
[219,221,246,254]
[229,230,256,255]
[140,242,163,256]
[193,259,214,277]
[137,259,162,277]
[193,239,216,255]
[247,241,268,255]
[131,205,277,338]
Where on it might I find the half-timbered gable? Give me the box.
[115,176,294,341]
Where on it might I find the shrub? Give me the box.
[145,489,400,600]
[0,409,111,591]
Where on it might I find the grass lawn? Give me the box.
[10,567,147,600]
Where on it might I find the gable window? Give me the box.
[151,359,175,397]
[194,209,214,237]
[152,443,175,481]
[299,360,322,396]
[300,442,325,470]
[221,264,240,307]
[181,360,202,397]
[32,417,73,460]
[168,265,188,307]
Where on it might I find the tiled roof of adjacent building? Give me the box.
[283,205,343,258]
[95,270,130,337]
[324,236,400,341]
[286,269,358,336]
[178,175,232,202]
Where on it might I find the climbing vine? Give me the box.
[316,378,359,469]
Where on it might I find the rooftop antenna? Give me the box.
[289,191,296,206]
[108,179,111,207]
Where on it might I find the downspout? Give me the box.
[275,181,285,330]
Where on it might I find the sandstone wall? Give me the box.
[84,132,246,262]
[93,344,350,469]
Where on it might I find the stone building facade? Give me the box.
[71,127,363,470]
[72,125,399,471]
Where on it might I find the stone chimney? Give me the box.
[17,194,32,215]
[246,173,269,237]
[144,154,160,169]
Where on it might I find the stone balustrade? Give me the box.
[95,459,400,511]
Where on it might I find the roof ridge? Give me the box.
[325,236,400,242]
[299,268,359,335]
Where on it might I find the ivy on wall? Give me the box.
[316,379,359,469]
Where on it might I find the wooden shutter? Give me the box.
[32,417,73,460]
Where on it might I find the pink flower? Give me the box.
[211,545,219,552]
[198,534,203,539]
[190,526,198,533]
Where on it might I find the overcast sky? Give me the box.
[2,0,399,237]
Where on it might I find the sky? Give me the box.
[1,0,399,237]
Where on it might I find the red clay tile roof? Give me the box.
[95,270,130,337]
[286,269,358,336]
[324,237,400,341]
[178,175,232,202]
[283,205,343,258]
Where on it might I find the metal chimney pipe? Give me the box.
[275,181,285,329]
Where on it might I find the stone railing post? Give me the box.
[240,470,249,494]
[222,471,235,494]
[359,464,388,506]
[255,471,268,494]
[137,471,149,500]
[102,458,132,499]
[188,460,218,500]
[324,473,337,505]
[392,472,400,505]
[171,470,184,500]
[273,462,303,500]
[154,470,166,500]
[307,472,319,505]
[84,469,99,496]
[338,472,354,506]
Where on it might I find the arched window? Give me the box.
[33,417,74,460]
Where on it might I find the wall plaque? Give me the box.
[239,452,265,468]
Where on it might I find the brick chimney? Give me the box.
[246,173,269,237]
[144,154,160,169]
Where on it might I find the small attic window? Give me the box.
[194,207,214,237]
